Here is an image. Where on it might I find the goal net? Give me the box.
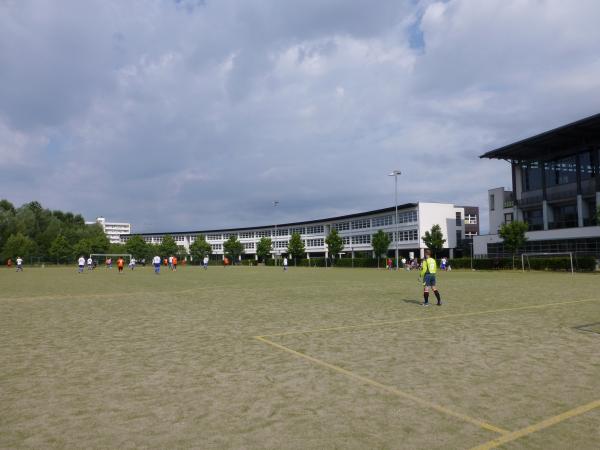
[90,253,133,264]
[521,252,574,274]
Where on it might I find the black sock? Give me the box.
[434,290,441,304]
[423,292,429,304]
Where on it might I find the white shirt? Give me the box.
[87,258,92,265]
[168,256,173,263]
[78,257,85,266]
[283,258,288,266]
[153,256,161,264]
[130,258,136,265]
[16,258,23,265]
[203,257,209,264]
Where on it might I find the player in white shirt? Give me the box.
[78,256,85,273]
[16,256,23,272]
[203,255,209,270]
[152,255,161,274]
[283,257,288,271]
[129,257,136,270]
[87,257,93,270]
[168,255,173,270]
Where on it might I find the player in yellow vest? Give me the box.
[419,249,442,306]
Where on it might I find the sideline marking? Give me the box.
[259,298,600,338]
[470,398,600,450]
[255,336,509,435]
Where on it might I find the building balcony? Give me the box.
[548,220,579,230]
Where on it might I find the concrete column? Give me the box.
[419,248,425,258]
[449,248,454,259]
[577,195,584,227]
[542,200,549,230]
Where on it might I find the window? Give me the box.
[372,215,393,227]
[331,222,350,231]
[211,244,222,250]
[455,212,462,226]
[277,228,288,236]
[523,209,543,231]
[580,151,596,180]
[397,229,418,241]
[144,237,152,243]
[464,214,478,224]
[275,240,288,248]
[243,242,255,249]
[305,225,324,234]
[352,234,371,244]
[174,235,185,242]
[239,232,254,239]
[397,210,418,223]
[456,230,462,246]
[465,231,478,238]
[290,227,305,235]
[351,219,370,229]
[545,156,577,186]
[206,234,221,241]
[504,213,513,224]
[521,161,542,191]
[306,238,324,247]
[342,236,351,245]
[386,232,394,242]
[223,233,237,239]
[255,230,270,238]
[489,194,495,211]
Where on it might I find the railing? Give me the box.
[517,195,543,207]
[546,186,578,202]
[503,200,514,208]
[548,220,579,230]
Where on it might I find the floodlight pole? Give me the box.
[273,201,279,266]
[389,170,401,270]
[470,241,473,270]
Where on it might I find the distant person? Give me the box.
[163,258,168,267]
[172,256,178,271]
[106,257,112,269]
[223,257,229,267]
[129,257,136,270]
[401,257,407,270]
[440,257,447,271]
[87,257,93,270]
[203,255,209,269]
[78,256,85,273]
[168,255,173,270]
[153,255,161,274]
[117,257,125,273]
[16,256,23,272]
[283,257,288,271]
[140,258,146,267]
[419,249,442,307]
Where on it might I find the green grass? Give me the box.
[1,265,599,449]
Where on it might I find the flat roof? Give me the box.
[132,204,419,236]
[480,112,600,160]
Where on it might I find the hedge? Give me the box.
[449,256,597,272]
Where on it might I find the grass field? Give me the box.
[1,265,599,449]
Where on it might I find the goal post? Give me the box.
[521,252,574,274]
[89,253,133,263]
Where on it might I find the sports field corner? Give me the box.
[1,265,599,449]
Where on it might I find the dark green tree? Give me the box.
[256,237,272,263]
[223,236,244,264]
[2,233,36,261]
[72,238,93,259]
[49,235,72,263]
[325,229,344,266]
[189,236,212,264]
[158,235,179,258]
[287,232,305,266]
[422,224,446,257]
[125,235,149,260]
[499,221,529,268]
[371,229,391,268]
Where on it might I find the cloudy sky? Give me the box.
[1,0,599,233]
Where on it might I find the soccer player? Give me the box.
[168,255,173,270]
[78,256,85,273]
[283,256,288,271]
[129,257,136,270]
[419,249,442,306]
[153,255,161,274]
[87,257,93,270]
[117,257,125,273]
[16,256,23,272]
[172,256,178,271]
[203,255,209,270]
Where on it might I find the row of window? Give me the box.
[521,150,598,192]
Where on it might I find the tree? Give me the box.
[158,235,179,258]
[371,229,391,268]
[256,237,272,263]
[422,224,446,257]
[2,233,36,261]
[125,235,149,260]
[188,236,212,264]
[499,221,528,269]
[223,236,244,264]
[325,229,344,266]
[72,238,93,259]
[287,232,305,266]
[49,235,72,263]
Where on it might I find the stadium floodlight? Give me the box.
[388,170,401,270]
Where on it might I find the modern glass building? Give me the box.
[475,113,600,257]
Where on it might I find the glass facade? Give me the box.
[521,161,542,191]
[523,209,543,231]
[545,156,577,187]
